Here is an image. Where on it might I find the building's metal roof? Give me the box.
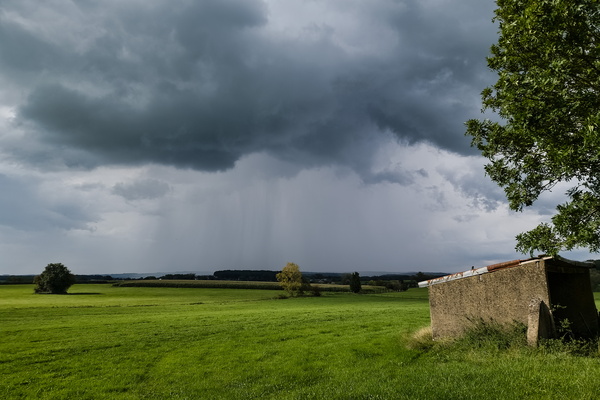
[417,255,592,288]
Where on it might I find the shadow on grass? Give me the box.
[68,292,103,295]
[34,292,103,295]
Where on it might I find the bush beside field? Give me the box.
[113,279,387,293]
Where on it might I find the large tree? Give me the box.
[34,263,76,294]
[466,0,600,256]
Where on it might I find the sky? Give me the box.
[0,0,593,276]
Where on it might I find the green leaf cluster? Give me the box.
[466,0,600,256]
[33,263,76,294]
[276,262,309,296]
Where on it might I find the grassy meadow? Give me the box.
[2,284,600,399]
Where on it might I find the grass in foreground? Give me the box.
[2,285,600,399]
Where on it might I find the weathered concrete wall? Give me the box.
[527,298,556,346]
[428,259,551,339]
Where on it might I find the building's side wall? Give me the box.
[428,260,550,339]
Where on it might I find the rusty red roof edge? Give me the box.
[417,256,540,288]
[418,255,592,288]
[486,259,525,272]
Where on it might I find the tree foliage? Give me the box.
[34,263,76,294]
[349,272,362,293]
[466,0,600,256]
[276,262,308,296]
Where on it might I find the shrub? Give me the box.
[349,272,361,293]
[276,263,310,296]
[310,285,322,297]
[34,263,76,294]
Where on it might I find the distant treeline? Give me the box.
[75,275,115,283]
[0,269,442,286]
[0,274,115,284]
[211,270,278,281]
[0,270,444,287]
[115,280,282,290]
[0,275,36,284]
[155,273,197,280]
[200,270,447,291]
[205,270,444,283]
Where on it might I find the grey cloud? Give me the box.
[438,163,505,212]
[360,167,428,186]
[362,170,414,185]
[0,174,95,231]
[112,179,171,201]
[0,19,63,74]
[5,0,497,178]
[453,214,479,223]
[423,185,449,212]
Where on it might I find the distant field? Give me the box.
[2,285,600,399]
[114,279,386,293]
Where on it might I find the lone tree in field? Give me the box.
[349,272,362,293]
[276,262,308,296]
[466,0,600,256]
[34,263,76,294]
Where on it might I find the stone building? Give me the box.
[418,256,599,345]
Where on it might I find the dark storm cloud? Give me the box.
[3,0,497,176]
[366,1,498,153]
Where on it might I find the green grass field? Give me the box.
[2,284,600,399]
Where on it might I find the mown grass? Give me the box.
[2,285,600,399]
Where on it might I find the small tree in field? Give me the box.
[276,262,308,296]
[349,272,362,293]
[34,263,76,294]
